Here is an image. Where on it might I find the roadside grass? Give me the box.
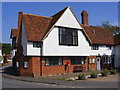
[39,70,103,80]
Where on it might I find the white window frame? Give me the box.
[16,61,19,68]
[45,57,63,66]
[24,61,28,68]
[89,58,95,64]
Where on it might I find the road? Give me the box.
[2,77,76,88]
[2,76,119,88]
[0,65,119,89]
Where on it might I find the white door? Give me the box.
[96,57,101,70]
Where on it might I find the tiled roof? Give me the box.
[15,6,115,45]
[81,25,114,45]
[10,28,18,38]
[23,7,67,41]
[114,34,120,45]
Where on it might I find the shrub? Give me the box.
[3,60,8,63]
[78,74,86,80]
[101,69,109,77]
[90,72,97,78]
[110,69,116,74]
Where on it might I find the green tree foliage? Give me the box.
[97,21,120,34]
[1,43,12,55]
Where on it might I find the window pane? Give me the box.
[71,57,85,65]
[24,61,28,68]
[59,27,78,46]
[45,57,63,66]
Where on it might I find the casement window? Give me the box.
[106,45,112,50]
[91,44,99,50]
[45,57,63,66]
[24,61,28,68]
[103,56,111,64]
[70,57,85,65]
[59,27,78,46]
[33,42,41,48]
[89,58,95,64]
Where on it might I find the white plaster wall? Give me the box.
[22,19,27,56]
[43,27,113,56]
[114,45,120,68]
[55,8,82,29]
[27,42,41,56]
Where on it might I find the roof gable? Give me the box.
[55,7,82,29]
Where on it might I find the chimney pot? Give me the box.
[81,10,89,26]
[18,11,23,14]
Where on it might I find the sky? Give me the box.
[2,2,118,43]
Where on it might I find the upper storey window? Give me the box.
[91,44,99,50]
[59,27,78,46]
[33,42,41,48]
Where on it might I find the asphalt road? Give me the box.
[2,76,119,88]
[1,65,119,89]
[2,77,75,88]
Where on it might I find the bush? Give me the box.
[110,69,116,74]
[101,69,109,77]
[90,73,97,78]
[3,60,8,63]
[78,74,86,80]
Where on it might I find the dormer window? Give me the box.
[59,27,78,46]
[33,42,41,48]
[91,44,99,50]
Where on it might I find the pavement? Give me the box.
[1,66,120,88]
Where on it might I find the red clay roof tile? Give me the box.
[11,28,18,38]
[23,7,67,41]
[81,25,114,45]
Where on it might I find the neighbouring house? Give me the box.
[114,34,120,68]
[10,28,18,67]
[0,48,3,64]
[10,6,116,77]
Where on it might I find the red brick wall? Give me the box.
[41,56,89,76]
[31,57,40,77]
[17,56,97,77]
[88,56,97,71]
[19,57,40,77]
[20,57,32,76]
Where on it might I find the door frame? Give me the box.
[96,56,101,70]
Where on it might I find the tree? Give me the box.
[2,43,12,55]
[97,21,120,34]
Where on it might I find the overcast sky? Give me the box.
[2,2,118,43]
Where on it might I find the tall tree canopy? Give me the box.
[97,21,120,34]
[1,43,12,55]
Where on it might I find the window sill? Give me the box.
[71,64,84,65]
[89,63,95,64]
[103,63,111,64]
[59,44,78,46]
[45,65,63,66]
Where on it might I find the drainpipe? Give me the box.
[40,42,43,76]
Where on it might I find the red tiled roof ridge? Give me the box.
[24,13,53,19]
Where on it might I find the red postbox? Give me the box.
[67,62,70,67]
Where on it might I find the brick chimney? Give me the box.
[81,10,88,26]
